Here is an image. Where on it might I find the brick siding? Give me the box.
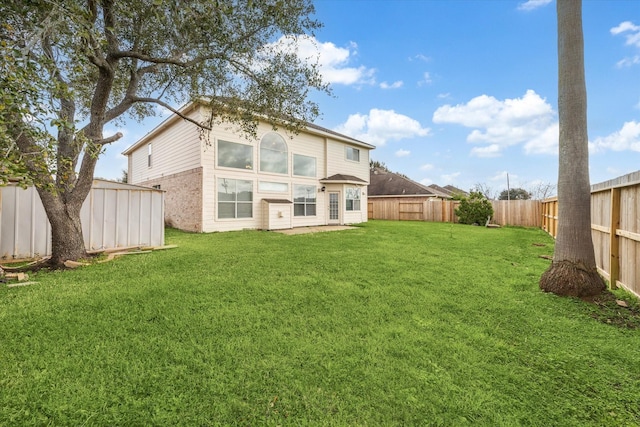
[138,167,203,232]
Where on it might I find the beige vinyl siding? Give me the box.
[325,140,370,182]
[343,193,368,224]
[201,123,261,232]
[129,108,202,184]
[201,122,330,231]
[289,131,326,227]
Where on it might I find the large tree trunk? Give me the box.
[539,0,605,297]
[37,188,88,267]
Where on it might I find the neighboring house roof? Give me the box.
[444,185,469,197]
[426,184,455,198]
[426,184,468,198]
[320,174,368,185]
[122,100,374,156]
[369,168,448,198]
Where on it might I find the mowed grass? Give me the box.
[1,220,639,426]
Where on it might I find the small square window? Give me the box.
[346,147,360,162]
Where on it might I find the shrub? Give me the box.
[455,191,494,225]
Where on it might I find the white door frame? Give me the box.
[328,191,341,225]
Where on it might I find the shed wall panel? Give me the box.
[0,182,164,259]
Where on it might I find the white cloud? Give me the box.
[334,109,431,146]
[411,54,431,62]
[420,163,434,171]
[590,121,640,153]
[420,178,433,186]
[441,172,461,183]
[269,35,376,85]
[616,55,640,68]
[433,89,557,157]
[437,93,451,99]
[611,21,640,67]
[380,80,403,90]
[471,144,502,158]
[419,72,433,86]
[517,0,552,12]
[524,123,558,155]
[611,21,640,47]
[395,149,411,157]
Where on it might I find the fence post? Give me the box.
[608,187,621,289]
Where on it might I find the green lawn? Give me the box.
[1,220,639,426]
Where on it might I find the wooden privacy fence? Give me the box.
[542,171,640,298]
[368,198,542,227]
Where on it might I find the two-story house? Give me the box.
[123,101,374,232]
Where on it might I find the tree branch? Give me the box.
[96,132,123,145]
[131,98,212,130]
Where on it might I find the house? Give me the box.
[368,168,451,201]
[122,102,374,232]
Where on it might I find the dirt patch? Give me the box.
[582,291,640,329]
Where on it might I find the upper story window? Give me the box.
[217,140,253,170]
[260,132,288,174]
[147,144,152,167]
[293,154,316,177]
[346,187,361,211]
[346,146,360,162]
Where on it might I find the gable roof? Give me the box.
[444,185,469,197]
[426,184,469,198]
[122,101,374,156]
[369,168,448,198]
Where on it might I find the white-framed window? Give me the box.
[294,184,316,216]
[260,132,288,174]
[258,181,288,193]
[217,178,253,219]
[217,140,253,170]
[346,187,361,211]
[293,154,316,177]
[346,146,360,162]
[147,144,152,167]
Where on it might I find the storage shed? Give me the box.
[0,179,164,260]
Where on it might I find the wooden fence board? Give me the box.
[542,174,640,297]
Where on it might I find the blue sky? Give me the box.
[100,0,640,195]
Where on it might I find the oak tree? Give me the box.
[1,0,328,266]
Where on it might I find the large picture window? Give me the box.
[293,154,316,177]
[260,132,288,174]
[217,140,253,170]
[346,146,360,162]
[346,187,361,211]
[218,178,253,219]
[294,185,316,216]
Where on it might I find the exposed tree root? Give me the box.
[540,260,606,297]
